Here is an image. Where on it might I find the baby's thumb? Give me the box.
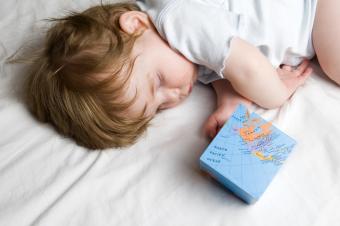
[298,67,313,85]
[203,115,219,139]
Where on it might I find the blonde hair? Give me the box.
[19,2,153,149]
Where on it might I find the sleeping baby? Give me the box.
[21,0,340,149]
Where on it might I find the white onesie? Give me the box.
[136,0,318,84]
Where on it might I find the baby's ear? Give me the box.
[119,11,149,35]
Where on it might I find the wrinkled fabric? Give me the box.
[0,1,339,226]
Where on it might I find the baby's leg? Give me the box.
[312,0,340,85]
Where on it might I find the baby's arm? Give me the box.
[223,38,311,109]
[203,38,312,138]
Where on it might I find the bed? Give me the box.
[1,0,339,225]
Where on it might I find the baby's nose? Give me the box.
[159,88,181,109]
[163,88,181,100]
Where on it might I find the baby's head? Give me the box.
[25,2,197,149]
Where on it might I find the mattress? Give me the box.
[0,0,339,225]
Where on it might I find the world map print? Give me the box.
[200,104,296,204]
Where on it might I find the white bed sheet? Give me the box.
[1,1,340,226]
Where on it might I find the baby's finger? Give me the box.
[281,65,292,72]
[295,60,310,74]
[301,67,313,77]
[297,67,313,85]
[203,116,219,138]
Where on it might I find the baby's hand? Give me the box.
[203,99,252,139]
[203,105,232,139]
[277,59,313,95]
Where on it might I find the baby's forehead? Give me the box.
[109,74,148,116]
[125,81,154,118]
[96,58,156,118]
[95,61,133,85]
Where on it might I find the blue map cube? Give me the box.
[200,104,296,204]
